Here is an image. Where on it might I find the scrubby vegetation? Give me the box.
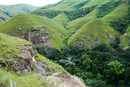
[37,43,130,87]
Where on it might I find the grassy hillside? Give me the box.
[68,19,118,48]
[66,0,122,32]
[33,0,87,12]
[53,13,70,26]
[0,4,38,24]
[68,3,129,48]
[66,9,98,31]
[31,0,93,19]
[0,9,10,24]
[0,14,69,49]
[0,33,67,87]
[0,4,38,17]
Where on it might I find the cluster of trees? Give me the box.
[37,41,130,87]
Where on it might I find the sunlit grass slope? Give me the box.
[53,13,70,26]
[33,0,87,12]
[66,9,98,31]
[0,4,38,17]
[0,33,67,73]
[48,0,87,11]
[66,0,122,32]
[68,3,129,48]
[0,33,67,87]
[0,33,31,61]
[0,10,10,24]
[82,0,104,8]
[68,19,117,48]
[0,14,69,49]
[103,3,129,22]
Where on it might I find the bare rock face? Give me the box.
[120,32,127,39]
[106,32,114,41]
[43,73,87,87]
[74,44,85,49]
[12,45,47,75]
[19,45,37,61]
[123,46,129,51]
[31,34,52,46]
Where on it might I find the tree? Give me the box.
[82,55,92,70]
[92,43,111,52]
[107,60,125,76]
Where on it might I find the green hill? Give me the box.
[68,2,129,48]
[66,0,122,32]
[32,0,87,12]
[0,4,38,24]
[0,14,69,49]
[31,0,93,19]
[53,13,70,26]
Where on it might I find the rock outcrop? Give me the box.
[42,73,87,87]
[106,32,114,41]
[12,45,47,75]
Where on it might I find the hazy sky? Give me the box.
[0,0,62,6]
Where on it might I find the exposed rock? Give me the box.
[24,32,31,41]
[34,61,47,75]
[19,45,37,61]
[120,32,127,39]
[43,73,87,87]
[106,32,114,41]
[74,44,84,49]
[93,37,100,46]
[31,34,52,46]
[123,46,129,51]
[11,45,47,75]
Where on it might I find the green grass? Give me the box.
[0,4,37,24]
[68,2,129,48]
[33,0,87,12]
[0,4,38,17]
[68,18,117,48]
[53,13,70,26]
[103,3,129,22]
[0,70,48,87]
[0,14,69,49]
[0,33,68,87]
[66,0,123,32]
[35,54,68,74]
[0,33,31,61]
[121,37,128,47]
[0,33,67,73]
[82,0,104,8]
[66,9,98,31]
[0,10,10,24]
